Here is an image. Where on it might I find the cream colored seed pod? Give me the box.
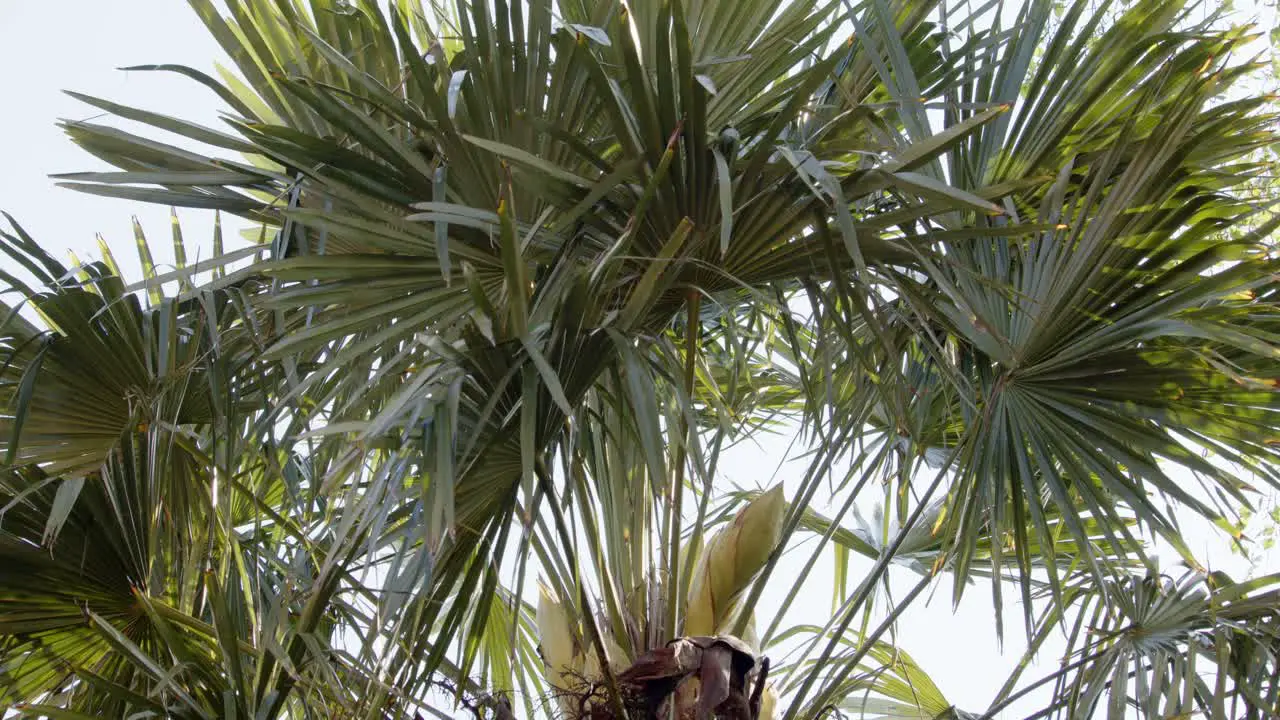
[684,484,786,637]
[536,580,629,717]
[536,581,582,697]
[759,684,778,720]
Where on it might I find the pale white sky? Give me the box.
[1,2,247,283]
[1,2,1277,718]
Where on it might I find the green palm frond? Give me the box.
[989,570,1280,720]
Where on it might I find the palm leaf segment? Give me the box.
[2,230,265,714]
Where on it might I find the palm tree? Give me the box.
[2,0,1278,717]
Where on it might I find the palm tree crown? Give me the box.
[2,0,1278,718]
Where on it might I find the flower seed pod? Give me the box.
[537,580,628,717]
[582,631,630,679]
[684,485,786,636]
[536,581,582,694]
[759,684,778,720]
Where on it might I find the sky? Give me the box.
[0,2,253,282]
[2,1,1278,718]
